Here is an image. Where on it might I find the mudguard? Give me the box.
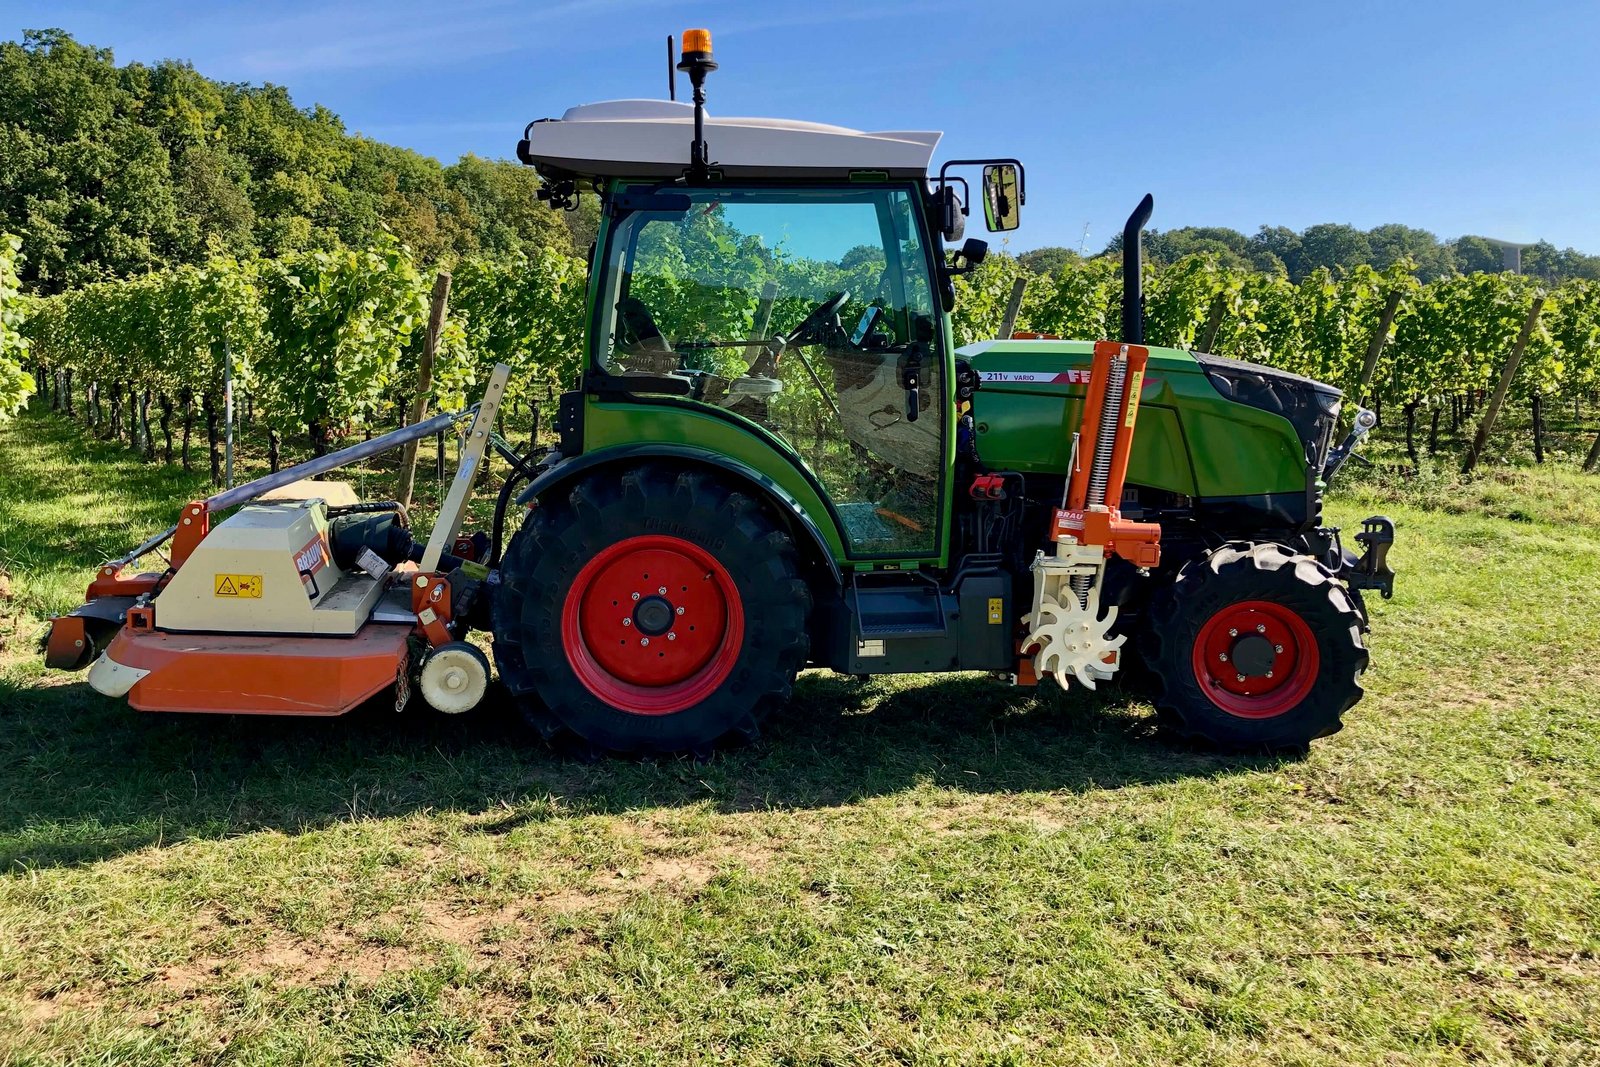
[515,444,843,586]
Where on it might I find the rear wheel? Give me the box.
[495,465,811,755]
[1143,541,1367,751]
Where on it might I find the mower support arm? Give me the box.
[104,407,469,570]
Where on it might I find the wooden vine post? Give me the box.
[1463,294,1544,476]
[998,277,1028,340]
[1351,286,1405,411]
[397,271,453,511]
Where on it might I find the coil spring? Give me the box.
[1070,356,1128,607]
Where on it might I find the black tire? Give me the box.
[493,464,811,756]
[1142,541,1368,751]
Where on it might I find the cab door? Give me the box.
[591,183,951,561]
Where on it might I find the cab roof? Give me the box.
[520,100,942,181]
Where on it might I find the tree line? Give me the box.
[1022,223,1600,286]
[0,29,597,295]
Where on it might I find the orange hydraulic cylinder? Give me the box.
[1052,339,1162,569]
[1065,340,1151,513]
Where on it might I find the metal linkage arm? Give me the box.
[106,407,472,570]
[420,364,511,573]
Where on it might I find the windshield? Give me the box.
[596,184,946,557]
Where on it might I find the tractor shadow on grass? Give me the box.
[0,670,1297,871]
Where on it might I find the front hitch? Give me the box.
[1343,516,1396,600]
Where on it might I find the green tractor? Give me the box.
[493,31,1395,755]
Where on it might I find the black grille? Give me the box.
[1193,353,1343,470]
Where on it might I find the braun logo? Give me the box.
[294,538,328,574]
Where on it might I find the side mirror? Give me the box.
[981,163,1022,232]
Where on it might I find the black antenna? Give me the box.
[676,29,717,180]
[666,35,676,101]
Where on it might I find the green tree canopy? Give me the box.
[0,29,580,293]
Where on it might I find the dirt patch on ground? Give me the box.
[414,898,525,942]
[15,989,98,1025]
[14,822,791,1024]
[158,934,416,994]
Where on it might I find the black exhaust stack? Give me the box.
[1122,193,1154,344]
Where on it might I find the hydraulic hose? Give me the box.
[326,500,410,528]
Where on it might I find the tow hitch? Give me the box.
[1344,516,1396,600]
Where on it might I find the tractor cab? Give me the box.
[593,179,948,556]
[518,94,1019,563]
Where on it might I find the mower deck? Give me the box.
[89,623,413,716]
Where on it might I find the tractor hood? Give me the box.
[1188,350,1344,469]
[959,339,1341,509]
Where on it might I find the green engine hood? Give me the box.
[960,339,1331,500]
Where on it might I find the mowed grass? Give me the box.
[1,407,1598,1065]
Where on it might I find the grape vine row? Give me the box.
[13,234,1600,480]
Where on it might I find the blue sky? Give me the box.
[5,0,1599,254]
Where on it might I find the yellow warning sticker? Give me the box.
[988,597,1004,624]
[214,574,263,598]
[1125,371,1145,427]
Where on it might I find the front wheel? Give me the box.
[495,465,811,756]
[1142,542,1368,751]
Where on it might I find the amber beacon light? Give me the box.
[676,28,718,179]
[680,28,713,58]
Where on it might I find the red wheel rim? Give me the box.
[1191,599,1320,718]
[561,535,743,715]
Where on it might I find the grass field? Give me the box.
[1,407,1598,1065]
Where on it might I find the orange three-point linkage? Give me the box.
[1051,340,1162,569]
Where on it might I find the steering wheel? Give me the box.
[782,291,851,347]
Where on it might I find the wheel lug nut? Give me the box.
[640,637,650,646]
[1256,624,1267,634]
[1266,670,1274,679]
[1228,628,1238,637]
[658,586,667,595]
[1218,653,1228,662]
[622,618,631,626]
[1236,673,1246,682]
[667,632,676,641]
[631,592,640,601]
[675,606,685,615]
[1274,644,1283,653]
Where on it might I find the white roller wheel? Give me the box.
[1021,592,1126,690]
[419,641,491,714]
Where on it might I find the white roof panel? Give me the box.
[522,99,941,180]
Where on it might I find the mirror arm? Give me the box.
[935,158,1028,207]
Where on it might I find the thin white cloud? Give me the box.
[206,0,672,78]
